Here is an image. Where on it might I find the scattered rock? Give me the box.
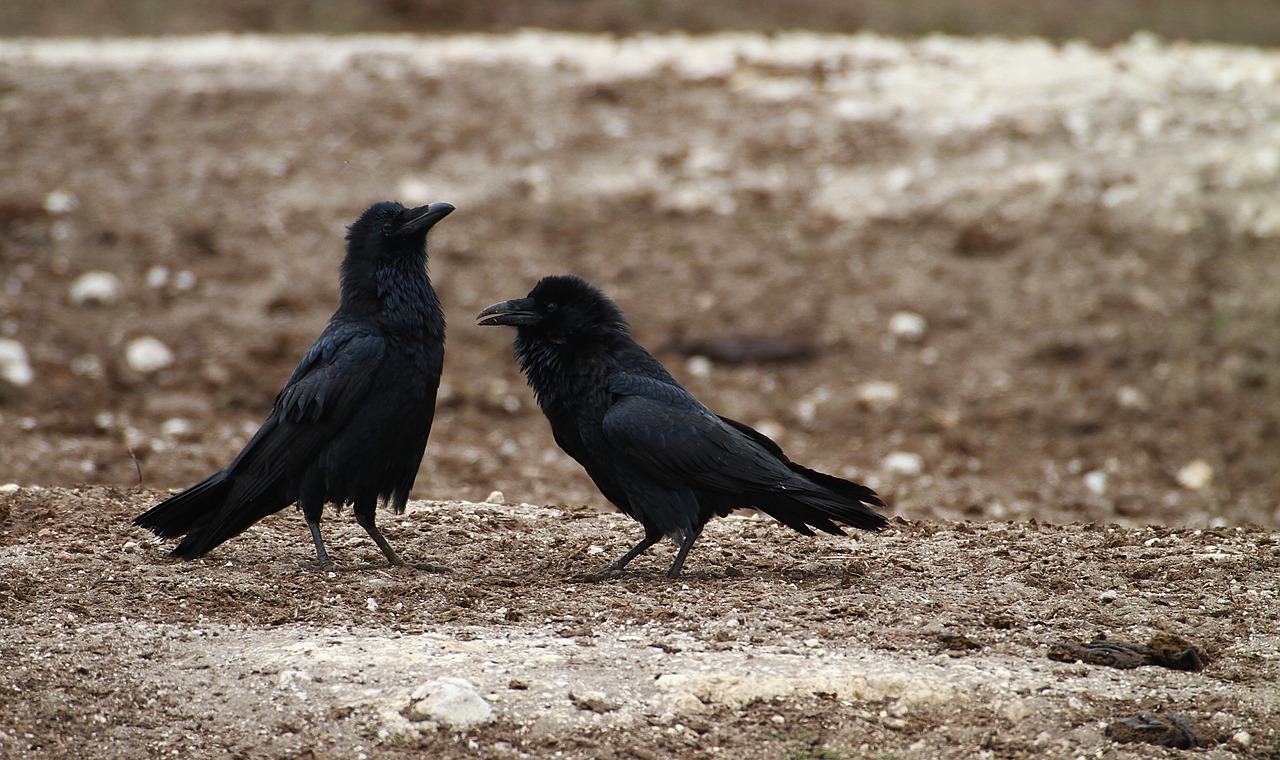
[124,336,175,374]
[856,380,901,411]
[753,418,786,442]
[684,355,712,378]
[172,270,198,290]
[403,677,494,728]
[1083,470,1107,495]
[0,339,33,387]
[569,690,619,713]
[1176,459,1213,491]
[276,669,312,691]
[484,490,505,504]
[1115,385,1150,410]
[159,418,197,441]
[68,271,123,306]
[883,451,923,476]
[888,311,927,343]
[145,265,170,288]
[43,188,78,214]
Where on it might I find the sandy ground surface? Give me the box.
[1,32,1279,758]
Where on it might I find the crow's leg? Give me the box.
[601,527,664,575]
[297,492,337,570]
[304,518,336,571]
[665,524,705,578]
[355,506,451,573]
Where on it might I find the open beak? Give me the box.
[477,297,540,327]
[397,202,455,236]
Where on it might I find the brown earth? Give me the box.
[1,32,1279,759]
[8,0,1280,48]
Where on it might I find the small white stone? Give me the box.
[888,311,927,342]
[1176,459,1214,491]
[856,380,901,411]
[882,451,923,476]
[0,483,20,493]
[754,419,786,442]
[484,490,505,504]
[1083,470,1107,496]
[1115,385,1149,410]
[770,714,786,725]
[125,336,175,374]
[43,189,78,214]
[69,271,123,306]
[145,266,170,289]
[366,597,378,612]
[1099,589,1119,603]
[1233,730,1252,748]
[159,418,192,438]
[404,677,494,728]
[587,545,606,556]
[173,270,198,291]
[0,339,33,387]
[277,670,312,690]
[686,355,713,378]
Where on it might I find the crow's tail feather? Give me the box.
[134,471,231,541]
[751,474,888,537]
[785,462,886,508]
[135,470,268,560]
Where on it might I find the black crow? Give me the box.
[477,275,887,577]
[135,201,455,570]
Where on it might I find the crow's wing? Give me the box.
[717,413,884,507]
[601,373,787,493]
[224,323,387,501]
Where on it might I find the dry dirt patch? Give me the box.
[2,487,1279,758]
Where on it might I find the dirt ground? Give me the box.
[1,32,1279,758]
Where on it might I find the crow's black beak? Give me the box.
[477,297,540,327]
[397,202,455,237]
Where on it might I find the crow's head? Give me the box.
[344,201,455,263]
[477,275,628,344]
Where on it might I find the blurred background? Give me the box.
[5,0,1280,46]
[1,3,1277,529]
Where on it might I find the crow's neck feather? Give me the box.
[339,249,441,336]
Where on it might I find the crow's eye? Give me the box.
[381,222,394,235]
[544,302,558,313]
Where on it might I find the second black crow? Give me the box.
[478,274,887,577]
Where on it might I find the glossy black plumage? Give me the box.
[134,201,454,569]
[478,275,887,577]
